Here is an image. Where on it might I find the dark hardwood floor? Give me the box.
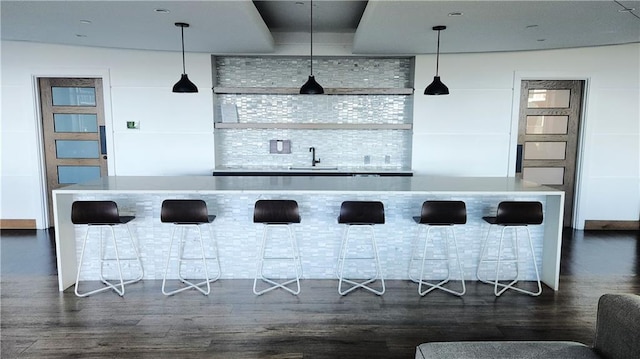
[1,228,638,358]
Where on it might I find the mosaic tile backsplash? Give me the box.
[215,57,414,88]
[213,57,414,169]
[215,129,412,169]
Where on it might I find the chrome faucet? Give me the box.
[309,147,321,166]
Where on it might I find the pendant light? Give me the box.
[300,0,324,94]
[172,22,198,93]
[424,25,449,95]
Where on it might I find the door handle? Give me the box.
[99,125,107,155]
[516,144,523,173]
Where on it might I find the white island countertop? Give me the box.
[55,175,561,195]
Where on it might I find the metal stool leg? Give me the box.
[494,226,541,296]
[163,224,217,296]
[408,224,425,282]
[336,225,349,279]
[253,224,301,296]
[476,223,495,284]
[413,226,465,296]
[479,225,542,297]
[75,225,127,297]
[338,225,385,296]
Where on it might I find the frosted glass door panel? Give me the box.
[523,167,564,185]
[526,116,568,134]
[527,89,570,108]
[51,87,96,106]
[53,114,98,133]
[524,142,566,160]
[55,140,100,158]
[57,166,101,184]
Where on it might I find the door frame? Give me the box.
[31,68,114,228]
[510,72,591,229]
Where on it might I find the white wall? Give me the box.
[1,40,638,229]
[1,41,214,228]
[412,44,639,228]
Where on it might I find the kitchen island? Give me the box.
[53,176,564,292]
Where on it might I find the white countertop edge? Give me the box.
[211,169,414,174]
[52,176,564,196]
[53,189,563,196]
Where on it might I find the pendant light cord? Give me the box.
[180,25,186,75]
[435,29,441,76]
[310,0,314,76]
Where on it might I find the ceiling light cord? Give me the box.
[310,0,314,76]
[180,25,186,74]
[299,0,324,94]
[435,28,441,76]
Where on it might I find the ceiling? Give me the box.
[1,0,639,55]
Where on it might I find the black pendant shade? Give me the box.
[300,0,324,94]
[173,22,198,93]
[173,74,198,93]
[424,25,449,96]
[424,76,449,95]
[300,75,324,94]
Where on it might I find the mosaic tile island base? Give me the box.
[52,176,564,293]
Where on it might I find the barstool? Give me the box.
[72,200,144,297]
[253,200,302,296]
[337,201,385,296]
[409,200,466,296]
[477,201,543,296]
[161,199,220,296]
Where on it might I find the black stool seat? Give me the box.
[161,199,215,224]
[72,200,134,225]
[254,200,300,224]
[338,201,385,224]
[413,200,467,225]
[482,201,543,225]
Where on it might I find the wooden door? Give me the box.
[516,80,584,227]
[39,78,107,226]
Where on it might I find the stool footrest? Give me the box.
[338,277,385,296]
[254,277,300,296]
[163,278,217,296]
[414,278,465,296]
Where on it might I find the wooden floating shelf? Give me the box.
[213,87,414,95]
[214,123,412,130]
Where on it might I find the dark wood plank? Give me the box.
[1,229,638,358]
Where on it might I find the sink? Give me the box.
[288,166,339,171]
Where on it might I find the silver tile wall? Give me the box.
[214,57,414,169]
[215,57,413,88]
[215,94,412,124]
[215,129,411,169]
